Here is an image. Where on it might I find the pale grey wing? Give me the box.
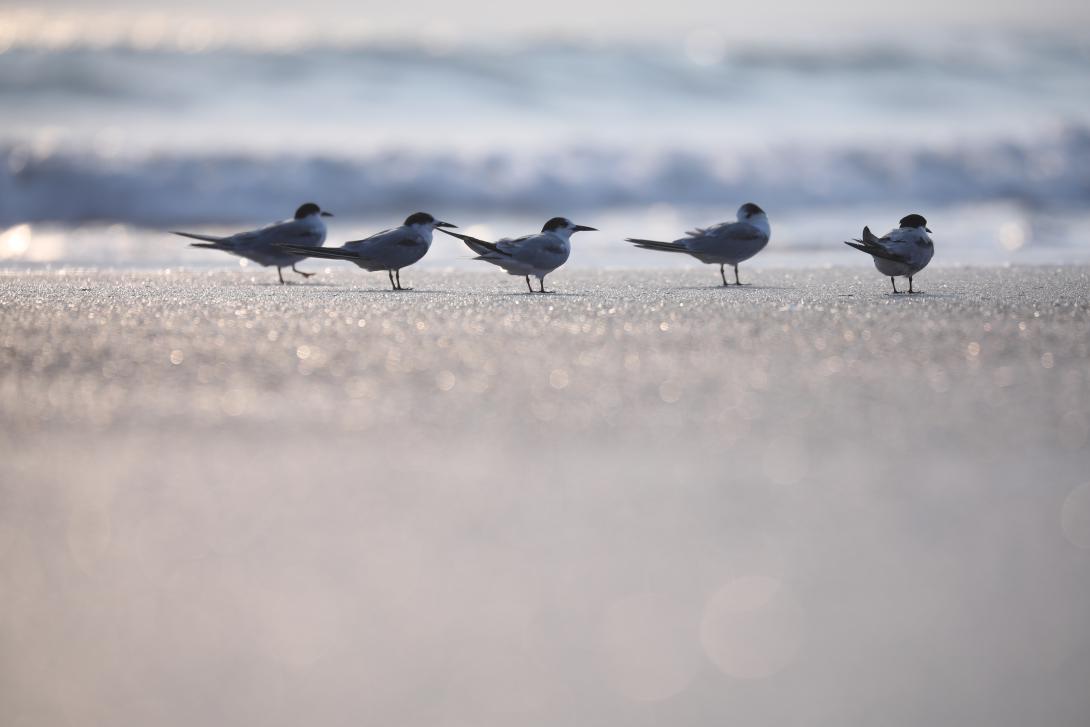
[881,238,917,260]
[845,227,911,264]
[514,236,569,271]
[872,228,920,261]
[230,219,322,251]
[495,234,537,256]
[343,228,428,269]
[682,221,766,256]
[343,227,401,255]
[684,220,735,239]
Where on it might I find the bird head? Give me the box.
[542,217,597,239]
[899,214,931,233]
[295,202,333,219]
[737,202,766,221]
[404,212,457,229]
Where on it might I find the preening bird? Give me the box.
[626,203,770,286]
[439,217,597,293]
[844,213,934,294]
[173,202,332,284]
[277,212,456,290]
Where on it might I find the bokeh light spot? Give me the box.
[1061,482,1090,549]
[700,576,804,679]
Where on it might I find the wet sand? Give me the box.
[2,266,1089,726]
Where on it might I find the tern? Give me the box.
[277,212,456,290]
[626,203,770,286]
[173,202,332,284]
[440,217,597,293]
[844,213,934,294]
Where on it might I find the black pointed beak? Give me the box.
[320,211,334,217]
[573,225,597,232]
[925,227,932,233]
[436,221,457,228]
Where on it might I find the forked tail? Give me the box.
[843,227,908,263]
[438,228,511,258]
[625,238,688,253]
[277,244,362,261]
[173,231,227,248]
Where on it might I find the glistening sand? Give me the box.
[2,266,1089,726]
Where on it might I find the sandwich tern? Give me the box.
[440,217,597,293]
[277,212,456,290]
[844,213,934,294]
[173,202,332,284]
[626,203,770,286]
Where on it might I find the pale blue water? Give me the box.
[2,31,1090,265]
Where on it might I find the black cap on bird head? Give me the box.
[739,202,765,218]
[295,202,332,219]
[404,212,437,226]
[542,217,571,232]
[899,213,929,230]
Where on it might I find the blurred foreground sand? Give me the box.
[2,267,1089,726]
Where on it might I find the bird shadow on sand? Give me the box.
[250,281,341,288]
[298,287,460,296]
[497,291,589,298]
[878,291,957,300]
[671,285,791,292]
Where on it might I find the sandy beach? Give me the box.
[2,265,1089,725]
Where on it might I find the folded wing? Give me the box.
[843,226,911,263]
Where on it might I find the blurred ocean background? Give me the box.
[2,7,1090,267]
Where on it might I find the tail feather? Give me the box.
[172,231,225,244]
[278,244,362,261]
[626,238,688,253]
[843,235,907,264]
[844,241,871,254]
[438,228,509,258]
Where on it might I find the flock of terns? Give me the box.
[173,202,936,294]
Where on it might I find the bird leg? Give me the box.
[395,269,411,291]
[907,276,918,294]
[526,276,534,293]
[388,270,397,290]
[538,277,551,294]
[277,267,286,284]
[719,264,748,286]
[292,264,315,279]
[890,276,900,294]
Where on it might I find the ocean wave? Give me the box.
[2,33,1088,102]
[3,128,1089,226]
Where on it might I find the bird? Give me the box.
[276,212,456,290]
[173,202,332,284]
[844,213,934,294]
[439,217,597,293]
[625,203,770,286]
